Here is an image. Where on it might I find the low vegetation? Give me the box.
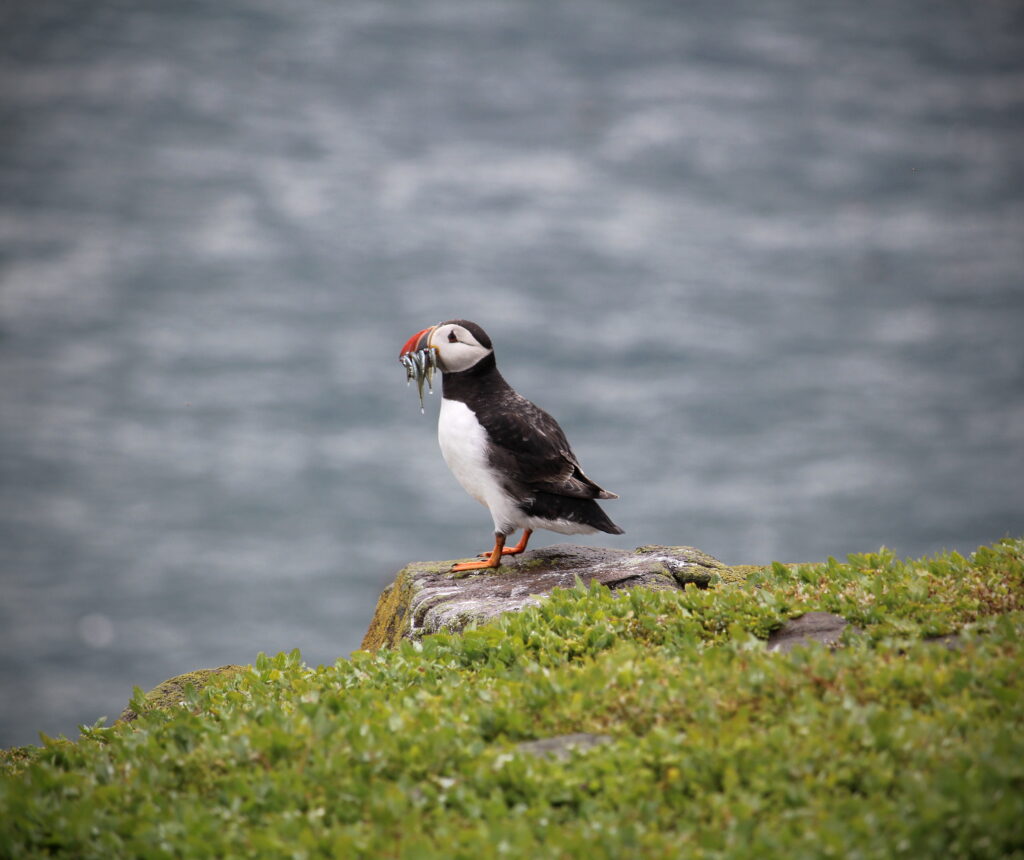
[2,539,1022,858]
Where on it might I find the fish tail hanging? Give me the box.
[425,348,437,393]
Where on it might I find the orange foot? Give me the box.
[477,529,533,559]
[451,532,512,573]
[450,558,499,573]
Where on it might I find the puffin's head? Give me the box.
[399,319,493,374]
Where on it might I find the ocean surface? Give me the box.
[1,0,1022,747]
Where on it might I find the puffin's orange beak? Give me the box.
[399,326,435,359]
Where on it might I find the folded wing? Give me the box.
[477,393,618,500]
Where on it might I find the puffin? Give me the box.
[399,319,623,572]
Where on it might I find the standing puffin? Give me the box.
[399,319,623,572]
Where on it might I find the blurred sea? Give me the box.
[1,0,1023,746]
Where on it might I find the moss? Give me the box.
[118,665,246,724]
[720,563,805,585]
[360,559,454,651]
[511,556,549,571]
[359,570,414,652]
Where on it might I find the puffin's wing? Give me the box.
[477,394,617,500]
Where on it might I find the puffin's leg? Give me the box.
[503,529,533,555]
[478,529,533,558]
[452,533,506,573]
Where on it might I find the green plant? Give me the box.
[3,539,1022,858]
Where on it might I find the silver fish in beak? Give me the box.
[399,325,439,413]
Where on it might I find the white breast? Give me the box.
[437,398,522,535]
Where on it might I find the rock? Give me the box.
[118,665,245,723]
[765,612,860,653]
[361,543,749,651]
[923,632,965,650]
[515,733,614,761]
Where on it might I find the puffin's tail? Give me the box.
[595,508,625,535]
[525,492,624,535]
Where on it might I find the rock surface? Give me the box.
[923,632,965,650]
[361,543,749,651]
[515,733,614,760]
[765,612,859,653]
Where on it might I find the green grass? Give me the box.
[2,539,1023,858]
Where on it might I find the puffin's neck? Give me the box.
[441,352,509,404]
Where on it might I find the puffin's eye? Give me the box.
[448,331,458,343]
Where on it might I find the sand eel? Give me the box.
[399,319,623,572]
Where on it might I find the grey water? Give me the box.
[1,0,1022,747]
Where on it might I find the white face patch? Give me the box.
[429,324,492,374]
